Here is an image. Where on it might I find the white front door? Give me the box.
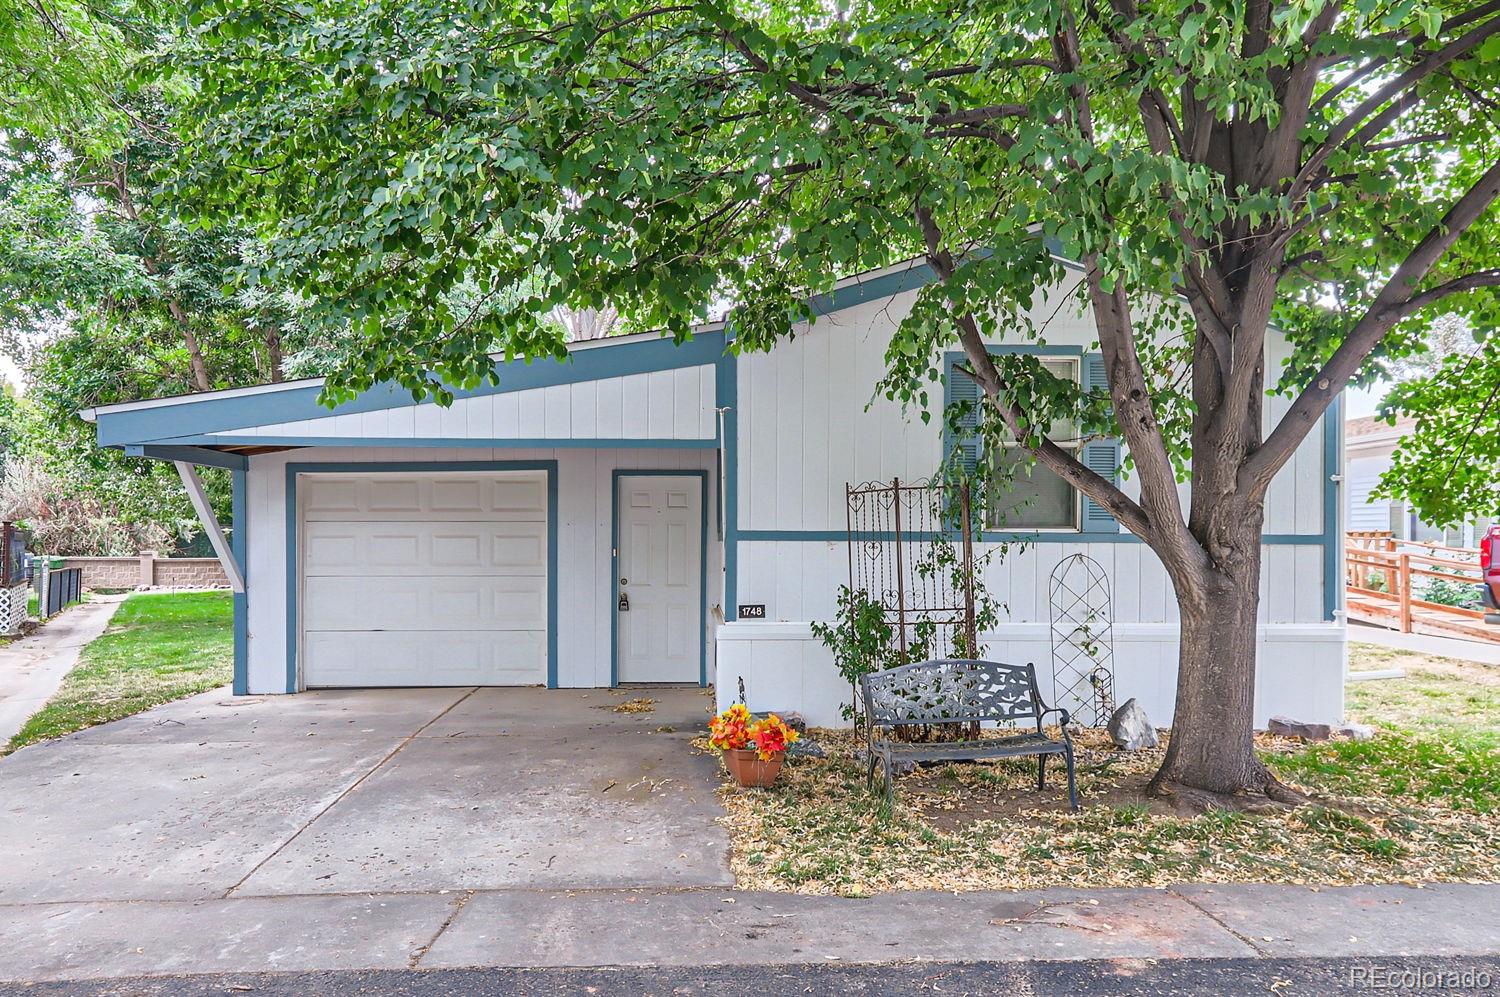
[616,474,702,684]
[299,470,549,687]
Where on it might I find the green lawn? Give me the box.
[6,592,233,753]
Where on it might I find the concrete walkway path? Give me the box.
[0,882,1496,982]
[2,682,1496,984]
[0,594,126,745]
[1349,620,1500,665]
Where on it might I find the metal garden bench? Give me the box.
[860,658,1079,810]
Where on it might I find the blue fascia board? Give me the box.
[97,332,729,447]
[282,460,560,693]
[125,444,248,471]
[808,263,936,317]
[152,436,718,450]
[93,239,1074,450]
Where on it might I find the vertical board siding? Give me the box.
[717,622,1345,729]
[734,539,1321,627]
[734,279,1327,629]
[245,445,720,695]
[227,366,718,441]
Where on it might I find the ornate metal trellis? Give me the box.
[1047,553,1117,727]
[844,477,978,663]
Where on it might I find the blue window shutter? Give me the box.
[945,356,982,476]
[1080,353,1121,532]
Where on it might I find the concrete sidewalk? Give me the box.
[0,595,126,745]
[1349,621,1500,665]
[1,882,1495,982]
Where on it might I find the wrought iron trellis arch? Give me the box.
[844,477,978,664]
[1047,552,1117,726]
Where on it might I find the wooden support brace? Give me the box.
[174,460,246,594]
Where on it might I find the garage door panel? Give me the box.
[302,522,547,576]
[303,630,546,686]
[493,476,547,512]
[304,575,547,631]
[303,473,547,522]
[299,469,549,688]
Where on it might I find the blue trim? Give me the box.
[283,460,560,693]
[717,344,739,621]
[231,467,248,696]
[808,263,936,317]
[1324,392,1343,622]
[95,332,729,446]
[153,436,718,450]
[92,244,1067,451]
[610,470,710,688]
[736,529,1329,545]
[125,444,247,470]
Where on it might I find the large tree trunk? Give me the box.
[1150,512,1304,807]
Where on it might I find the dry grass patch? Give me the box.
[713,646,1499,894]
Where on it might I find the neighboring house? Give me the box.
[81,256,1345,727]
[1345,415,1489,546]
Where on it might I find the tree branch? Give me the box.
[1244,157,1500,492]
[913,203,1155,540]
[1295,14,1500,197]
[1401,269,1500,313]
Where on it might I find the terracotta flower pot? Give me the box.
[723,747,785,787]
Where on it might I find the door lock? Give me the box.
[618,592,630,612]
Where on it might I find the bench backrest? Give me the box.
[860,659,1044,729]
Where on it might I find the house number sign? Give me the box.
[738,604,767,619]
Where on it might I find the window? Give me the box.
[946,349,1119,535]
[985,357,1081,531]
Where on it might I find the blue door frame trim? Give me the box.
[282,460,560,693]
[231,468,248,695]
[96,334,728,446]
[610,469,710,688]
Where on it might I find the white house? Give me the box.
[1345,414,1489,546]
[82,257,1347,728]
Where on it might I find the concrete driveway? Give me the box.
[0,685,730,904]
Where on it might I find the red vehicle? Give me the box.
[1481,525,1500,624]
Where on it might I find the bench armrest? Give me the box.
[1039,705,1072,730]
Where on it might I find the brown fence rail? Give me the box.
[1344,531,1499,642]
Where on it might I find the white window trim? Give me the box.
[986,356,1084,533]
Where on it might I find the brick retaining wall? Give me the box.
[57,552,229,590]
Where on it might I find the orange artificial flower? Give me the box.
[709,703,752,751]
[746,713,800,760]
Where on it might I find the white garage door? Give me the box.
[299,471,548,687]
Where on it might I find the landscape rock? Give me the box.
[1106,698,1159,751]
[1268,716,1334,741]
[787,738,826,759]
[1335,722,1375,741]
[758,710,807,734]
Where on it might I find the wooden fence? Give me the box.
[1345,530,1499,642]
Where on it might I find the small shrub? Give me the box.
[1419,576,1482,610]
